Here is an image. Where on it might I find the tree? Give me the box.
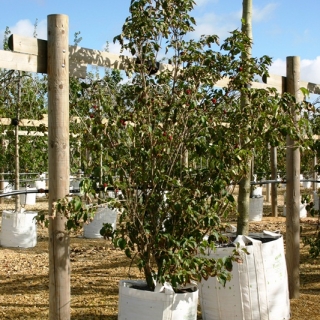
[63,0,311,293]
[0,27,48,210]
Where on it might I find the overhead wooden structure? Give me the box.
[0,19,320,310]
[4,34,320,95]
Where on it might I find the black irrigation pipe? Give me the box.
[2,179,320,198]
[251,179,320,186]
[0,189,81,198]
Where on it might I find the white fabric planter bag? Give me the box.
[2,182,13,199]
[118,279,198,320]
[252,187,262,197]
[249,196,264,221]
[303,181,311,189]
[199,232,290,320]
[20,187,37,205]
[300,174,304,186]
[35,180,46,198]
[0,210,37,248]
[70,178,82,196]
[282,203,307,218]
[83,206,118,238]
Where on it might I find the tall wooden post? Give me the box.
[271,146,278,216]
[47,14,70,319]
[14,72,21,211]
[313,155,317,191]
[286,56,301,299]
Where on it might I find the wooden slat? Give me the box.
[263,73,320,95]
[5,34,87,77]
[0,114,81,127]
[9,34,47,58]
[2,130,46,136]
[69,45,133,71]
[0,50,46,73]
[262,73,286,94]
[1,130,79,137]
[300,80,320,95]
[0,49,87,77]
[0,117,47,126]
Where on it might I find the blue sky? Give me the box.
[1,0,320,86]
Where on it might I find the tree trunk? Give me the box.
[237,0,252,235]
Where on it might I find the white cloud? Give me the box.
[268,58,286,77]
[195,0,217,6]
[301,57,320,85]
[252,3,278,23]
[192,3,278,41]
[0,19,47,48]
[105,41,132,57]
[10,19,47,40]
[192,11,241,40]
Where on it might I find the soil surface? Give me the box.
[0,188,320,320]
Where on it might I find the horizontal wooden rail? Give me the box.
[2,34,319,95]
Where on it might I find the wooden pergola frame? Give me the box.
[0,14,319,317]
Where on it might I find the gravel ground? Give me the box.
[0,190,319,320]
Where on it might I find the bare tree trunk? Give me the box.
[237,0,252,235]
[47,14,70,320]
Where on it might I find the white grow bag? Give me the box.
[199,232,290,320]
[20,187,37,205]
[70,177,83,196]
[2,182,13,199]
[249,196,264,221]
[35,174,46,198]
[0,210,37,248]
[118,279,198,320]
[83,206,118,239]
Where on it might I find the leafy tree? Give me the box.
[62,0,311,293]
[0,28,48,195]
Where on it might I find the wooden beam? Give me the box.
[1,130,80,137]
[262,73,286,94]
[4,34,87,77]
[263,72,320,95]
[10,34,320,94]
[0,50,86,77]
[301,80,320,95]
[2,130,46,136]
[9,34,47,58]
[0,50,46,74]
[0,115,81,127]
[0,116,48,127]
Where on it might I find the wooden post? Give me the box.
[14,72,21,211]
[286,56,301,299]
[47,14,70,320]
[313,155,317,191]
[271,146,278,216]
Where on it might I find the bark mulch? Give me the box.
[0,196,320,320]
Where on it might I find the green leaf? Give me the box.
[117,238,127,250]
